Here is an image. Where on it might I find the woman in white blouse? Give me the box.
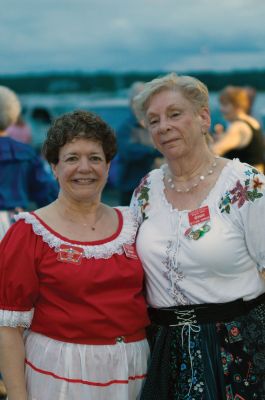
[131,72,265,400]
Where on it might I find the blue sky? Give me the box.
[1,0,265,75]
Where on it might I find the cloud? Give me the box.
[1,0,265,74]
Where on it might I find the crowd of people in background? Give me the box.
[0,76,264,399]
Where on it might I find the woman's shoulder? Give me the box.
[218,158,265,214]
[229,158,264,177]
[136,166,163,188]
[239,115,261,130]
[230,116,261,134]
[0,212,37,249]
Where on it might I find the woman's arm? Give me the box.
[0,326,27,400]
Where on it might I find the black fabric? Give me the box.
[148,292,265,326]
[200,323,226,400]
[224,119,264,165]
[141,326,171,400]
[141,295,265,400]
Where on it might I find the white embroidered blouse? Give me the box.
[131,159,265,308]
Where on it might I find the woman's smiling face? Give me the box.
[52,137,110,203]
[145,89,210,161]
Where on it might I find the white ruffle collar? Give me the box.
[15,207,138,259]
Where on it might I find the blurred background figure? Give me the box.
[0,86,58,396]
[0,85,59,241]
[212,85,265,172]
[30,106,52,153]
[6,110,32,144]
[244,85,257,115]
[114,82,162,205]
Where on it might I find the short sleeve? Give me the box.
[0,220,40,327]
[238,174,265,273]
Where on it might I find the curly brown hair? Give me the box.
[42,110,117,164]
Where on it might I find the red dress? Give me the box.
[0,207,150,400]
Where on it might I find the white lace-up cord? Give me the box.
[169,309,201,398]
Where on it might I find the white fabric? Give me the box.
[0,308,34,328]
[24,331,149,400]
[15,206,138,259]
[0,211,12,240]
[131,159,265,308]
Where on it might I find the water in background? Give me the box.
[20,91,265,149]
[18,91,265,206]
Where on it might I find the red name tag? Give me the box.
[123,244,139,259]
[188,205,210,226]
[57,244,84,265]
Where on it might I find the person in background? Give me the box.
[0,86,58,398]
[0,86,59,241]
[212,85,265,172]
[115,81,162,205]
[0,110,150,400]
[244,85,257,115]
[130,72,265,399]
[30,106,52,153]
[6,111,32,144]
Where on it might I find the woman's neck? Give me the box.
[52,196,107,231]
[167,149,215,182]
[55,195,102,217]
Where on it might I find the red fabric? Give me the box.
[0,212,150,344]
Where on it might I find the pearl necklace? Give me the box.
[166,157,219,193]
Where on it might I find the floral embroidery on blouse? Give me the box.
[162,240,190,305]
[219,167,264,214]
[134,174,151,221]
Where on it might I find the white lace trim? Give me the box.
[0,308,34,328]
[15,207,139,259]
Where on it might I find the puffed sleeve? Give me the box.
[0,220,40,327]
[238,173,265,274]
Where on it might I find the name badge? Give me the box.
[188,205,210,226]
[123,244,139,259]
[57,244,84,265]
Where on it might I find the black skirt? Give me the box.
[140,294,265,400]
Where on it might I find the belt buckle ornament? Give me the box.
[116,336,125,343]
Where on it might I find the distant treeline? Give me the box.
[1,69,265,94]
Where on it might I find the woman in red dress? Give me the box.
[0,110,150,400]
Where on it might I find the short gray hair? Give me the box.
[0,86,21,131]
[132,72,209,122]
[128,81,145,104]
